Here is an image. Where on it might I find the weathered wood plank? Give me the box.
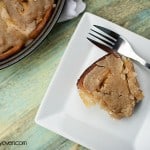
[0,0,149,150]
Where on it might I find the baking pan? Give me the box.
[0,0,66,69]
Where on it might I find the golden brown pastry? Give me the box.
[77,53,144,119]
[0,0,54,60]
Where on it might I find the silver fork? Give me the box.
[87,25,150,69]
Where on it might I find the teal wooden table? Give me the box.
[0,0,150,150]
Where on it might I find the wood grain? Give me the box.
[0,0,149,149]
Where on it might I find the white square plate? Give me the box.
[35,13,150,150]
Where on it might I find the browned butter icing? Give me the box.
[77,53,144,119]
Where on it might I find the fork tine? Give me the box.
[91,29,116,43]
[87,37,113,53]
[89,32,114,47]
[94,25,119,39]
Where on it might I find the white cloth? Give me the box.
[58,0,86,22]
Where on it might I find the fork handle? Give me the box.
[139,58,150,70]
[130,52,150,70]
[145,63,150,69]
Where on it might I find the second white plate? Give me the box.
[35,12,150,150]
